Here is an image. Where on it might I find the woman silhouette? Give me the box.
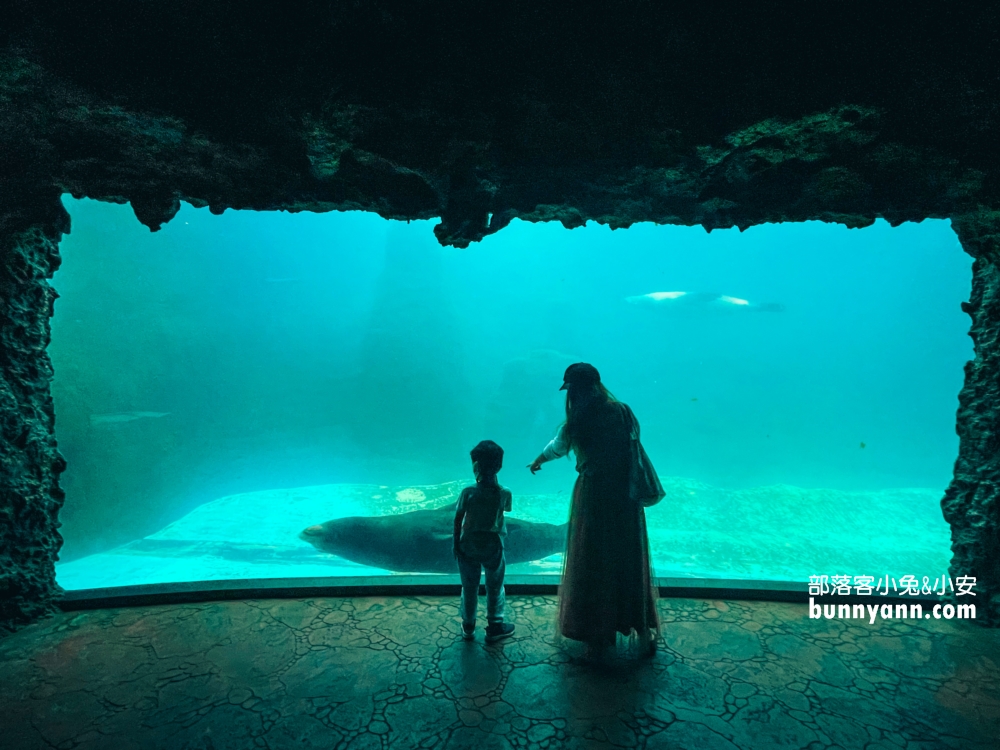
[529,363,659,658]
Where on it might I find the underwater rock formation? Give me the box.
[2,1,1000,628]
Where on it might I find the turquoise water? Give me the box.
[50,197,969,589]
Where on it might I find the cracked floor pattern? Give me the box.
[1,596,998,749]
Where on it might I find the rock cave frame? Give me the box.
[1,1,998,631]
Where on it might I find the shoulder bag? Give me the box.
[621,404,665,507]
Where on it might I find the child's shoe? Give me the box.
[485,622,515,643]
[462,623,476,641]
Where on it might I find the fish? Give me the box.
[860,442,866,449]
[625,291,785,313]
[299,506,567,573]
[89,411,171,425]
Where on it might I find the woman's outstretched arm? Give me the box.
[529,423,569,473]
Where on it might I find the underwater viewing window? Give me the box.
[50,196,971,591]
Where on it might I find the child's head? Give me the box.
[470,440,504,481]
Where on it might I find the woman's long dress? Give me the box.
[544,401,659,646]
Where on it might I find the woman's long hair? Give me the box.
[564,381,618,450]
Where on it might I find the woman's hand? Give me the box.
[528,458,544,474]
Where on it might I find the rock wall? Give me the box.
[1,1,999,629]
[945,212,1000,626]
[0,194,69,633]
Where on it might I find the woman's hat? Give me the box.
[560,362,601,390]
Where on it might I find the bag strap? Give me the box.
[618,402,640,441]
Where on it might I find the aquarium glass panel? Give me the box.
[51,196,970,589]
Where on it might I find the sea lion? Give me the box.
[625,291,785,313]
[300,506,566,573]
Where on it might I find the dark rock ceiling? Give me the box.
[2,1,999,247]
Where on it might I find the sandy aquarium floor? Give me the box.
[56,479,952,590]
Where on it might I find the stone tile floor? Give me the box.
[1,596,998,749]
